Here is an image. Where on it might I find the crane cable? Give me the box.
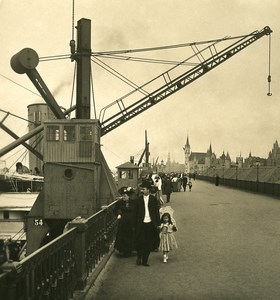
[90,65,97,119]
[92,34,246,56]
[91,57,150,96]
[267,34,272,96]
[69,0,76,58]
[69,62,77,119]
[71,0,75,41]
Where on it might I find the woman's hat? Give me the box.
[118,186,134,196]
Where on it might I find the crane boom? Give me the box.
[100,26,272,136]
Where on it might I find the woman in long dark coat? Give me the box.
[114,187,135,257]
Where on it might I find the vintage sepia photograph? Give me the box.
[0,1,279,299]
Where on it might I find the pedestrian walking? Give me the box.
[171,174,179,192]
[182,174,188,192]
[215,175,220,186]
[162,175,173,202]
[134,181,160,266]
[188,180,192,192]
[158,209,178,263]
[114,186,136,257]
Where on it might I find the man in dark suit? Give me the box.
[134,181,160,266]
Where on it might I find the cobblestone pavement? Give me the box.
[85,180,280,300]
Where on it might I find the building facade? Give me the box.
[183,135,232,174]
[267,140,280,166]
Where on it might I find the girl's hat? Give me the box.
[160,205,174,217]
[159,206,176,226]
[118,186,134,196]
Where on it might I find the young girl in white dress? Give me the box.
[158,212,178,263]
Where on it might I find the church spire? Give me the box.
[183,134,190,174]
[183,134,190,151]
[208,142,212,155]
[186,135,190,148]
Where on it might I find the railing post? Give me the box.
[101,206,110,253]
[0,260,21,300]
[66,217,88,290]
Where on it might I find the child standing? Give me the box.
[158,212,178,263]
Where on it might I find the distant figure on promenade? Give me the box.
[182,174,188,192]
[158,207,178,263]
[134,181,160,267]
[162,175,173,203]
[114,187,135,257]
[188,180,193,192]
[171,174,179,192]
[215,175,220,186]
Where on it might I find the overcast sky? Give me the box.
[0,0,279,171]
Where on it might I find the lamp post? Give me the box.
[222,164,225,184]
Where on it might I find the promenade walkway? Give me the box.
[84,180,280,300]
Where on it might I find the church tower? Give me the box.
[166,152,172,173]
[183,135,191,173]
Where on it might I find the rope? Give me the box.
[95,53,198,66]
[8,147,28,170]
[0,73,41,97]
[72,0,75,41]
[267,34,272,96]
[0,108,37,124]
[39,55,70,62]
[11,227,25,241]
[6,128,43,170]
[69,62,77,118]
[69,0,76,57]
[90,65,97,119]
[92,34,247,56]
[91,57,149,96]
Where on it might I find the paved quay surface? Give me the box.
[85,180,280,300]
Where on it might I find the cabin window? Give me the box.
[3,211,9,219]
[46,126,60,141]
[128,170,133,179]
[63,126,75,141]
[79,126,92,157]
[33,111,41,123]
[119,170,126,179]
[80,126,92,141]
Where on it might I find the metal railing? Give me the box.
[0,201,118,300]
[198,175,280,198]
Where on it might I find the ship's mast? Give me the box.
[75,18,91,119]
